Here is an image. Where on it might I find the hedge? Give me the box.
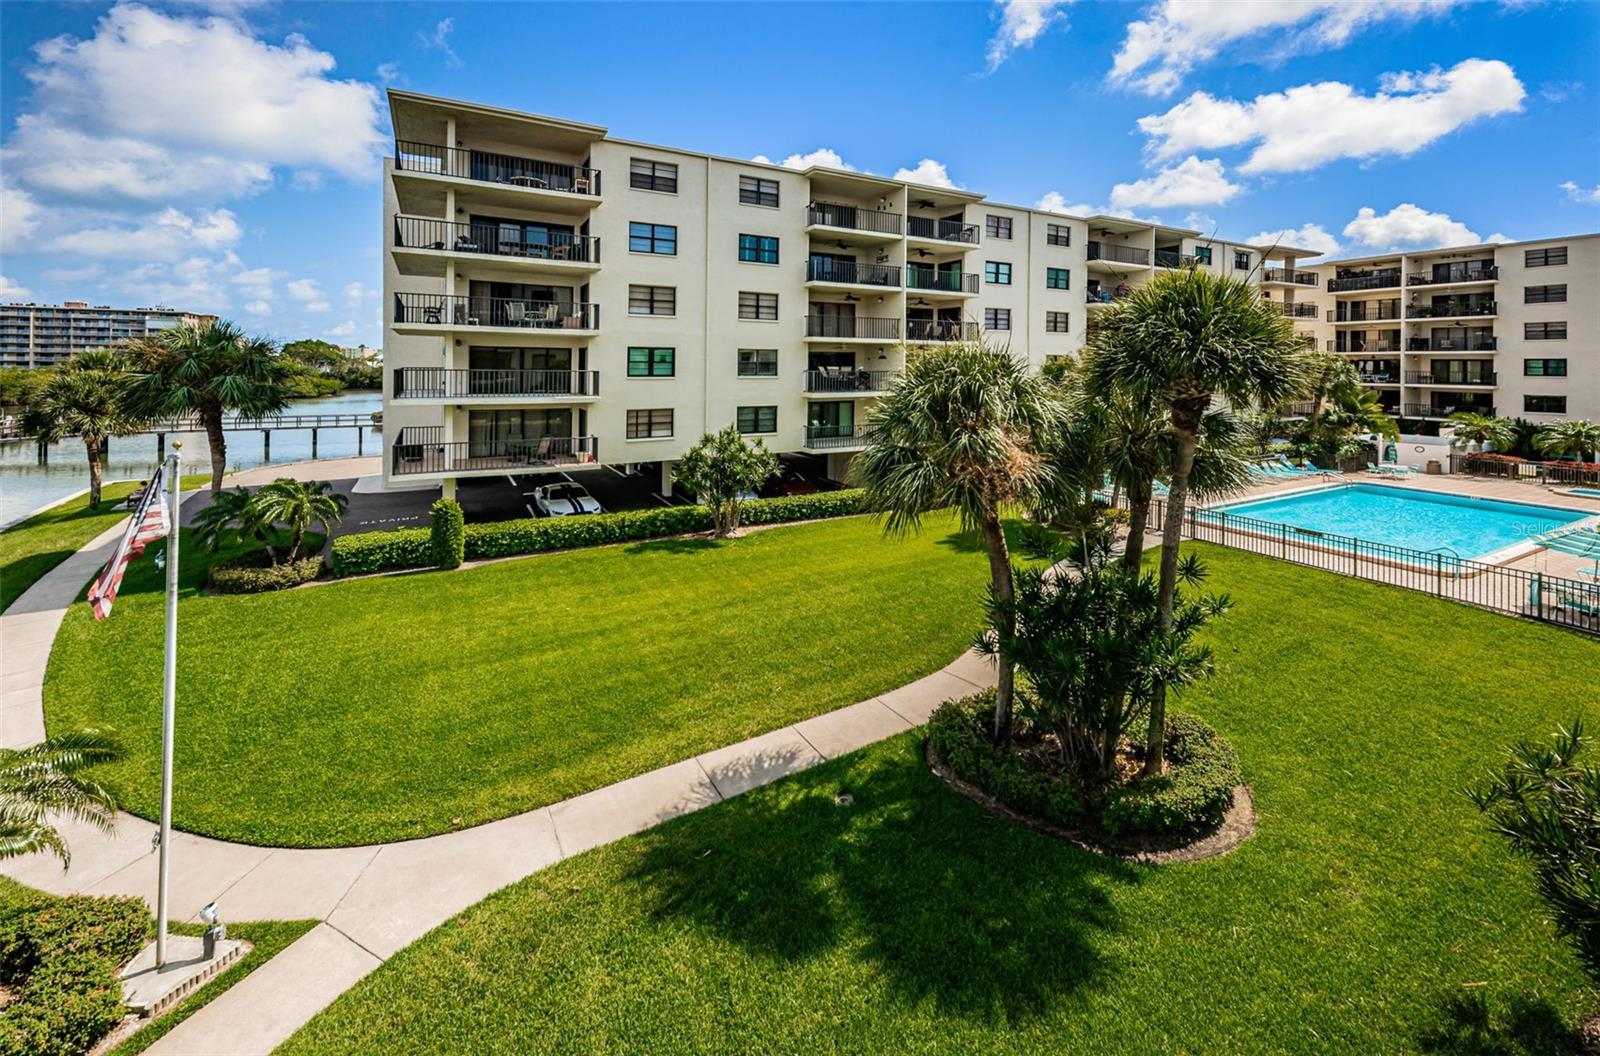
[207,551,323,594]
[927,691,1088,829]
[331,488,867,576]
[430,498,465,569]
[1099,714,1242,836]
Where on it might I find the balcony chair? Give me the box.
[572,174,592,194]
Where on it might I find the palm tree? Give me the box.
[124,321,290,491]
[21,350,145,508]
[1320,388,1400,445]
[1534,419,1600,464]
[1303,352,1363,431]
[1086,266,1311,775]
[249,478,348,561]
[854,341,1066,745]
[0,730,122,868]
[194,486,277,561]
[1447,412,1517,454]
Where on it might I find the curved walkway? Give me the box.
[0,461,994,1055]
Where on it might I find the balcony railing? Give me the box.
[1262,268,1319,286]
[906,217,979,244]
[1407,336,1497,352]
[1086,242,1150,266]
[1407,301,1497,319]
[1358,371,1400,384]
[393,216,599,264]
[804,315,900,340]
[1331,305,1402,323]
[807,202,902,236]
[392,428,599,476]
[1333,340,1404,354]
[1407,266,1497,286]
[1274,302,1319,317]
[1403,403,1495,419]
[1327,272,1401,293]
[394,293,598,330]
[803,368,896,394]
[1405,372,1497,386]
[393,367,600,400]
[905,269,979,294]
[905,319,980,342]
[803,424,875,449]
[1282,401,1318,417]
[394,141,600,195]
[806,259,901,286]
[1154,249,1199,269]
[1086,288,1129,305]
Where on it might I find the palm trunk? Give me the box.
[204,411,227,492]
[1123,486,1151,570]
[1144,407,1202,778]
[85,438,104,509]
[287,525,304,564]
[980,509,1017,746]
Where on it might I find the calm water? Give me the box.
[0,390,382,524]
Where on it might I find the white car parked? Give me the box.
[531,482,602,517]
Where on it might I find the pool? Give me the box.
[1570,487,1600,498]
[1205,484,1590,559]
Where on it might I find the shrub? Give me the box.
[0,894,149,981]
[430,498,465,569]
[672,426,780,536]
[206,550,322,594]
[927,692,1088,829]
[1099,715,1242,836]
[329,526,430,576]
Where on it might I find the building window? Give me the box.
[1045,311,1069,333]
[738,291,778,320]
[628,285,676,316]
[986,215,1012,240]
[1233,250,1251,270]
[627,347,675,378]
[1525,284,1568,303]
[1525,395,1568,414]
[985,261,1012,285]
[1194,246,1213,266]
[1524,358,1568,377]
[628,222,677,255]
[1045,267,1070,290]
[984,307,1011,331]
[1525,246,1568,267]
[737,348,778,377]
[737,405,778,434]
[626,408,674,439]
[738,234,780,264]
[1525,321,1567,340]
[629,158,678,194]
[739,175,780,208]
[1046,223,1071,247]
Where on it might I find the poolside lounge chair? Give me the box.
[1536,526,1600,560]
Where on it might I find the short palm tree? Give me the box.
[194,486,278,560]
[1447,412,1517,454]
[124,320,290,491]
[249,478,348,561]
[1086,266,1311,775]
[1303,352,1363,432]
[21,349,144,508]
[1535,419,1600,464]
[854,341,1066,745]
[1321,388,1400,443]
[0,730,123,868]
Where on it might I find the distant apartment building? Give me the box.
[0,301,217,369]
[381,90,1322,494]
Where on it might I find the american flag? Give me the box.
[88,464,170,621]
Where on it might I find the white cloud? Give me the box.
[1248,222,1341,259]
[986,1,1072,72]
[0,188,41,250]
[343,281,369,303]
[1136,59,1525,174]
[751,148,856,172]
[416,18,461,68]
[1109,156,1240,209]
[325,320,359,339]
[243,299,271,315]
[1111,0,1461,96]
[894,158,962,189]
[376,62,400,84]
[1035,191,1095,215]
[286,277,329,312]
[52,207,242,260]
[1560,180,1600,205]
[1342,204,1486,250]
[0,275,34,300]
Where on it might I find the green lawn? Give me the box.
[280,544,1597,1055]
[46,513,994,847]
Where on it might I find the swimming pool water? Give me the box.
[1206,484,1588,559]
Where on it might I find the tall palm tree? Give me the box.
[1534,419,1600,464]
[1087,267,1311,775]
[1447,412,1517,454]
[854,341,1066,745]
[1303,352,1363,431]
[0,730,122,868]
[125,320,290,491]
[21,350,145,508]
[249,478,348,561]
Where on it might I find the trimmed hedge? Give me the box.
[430,499,465,569]
[1099,714,1242,836]
[207,551,323,594]
[330,488,867,576]
[927,691,1088,829]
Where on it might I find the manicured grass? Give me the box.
[280,544,1597,1055]
[46,513,994,847]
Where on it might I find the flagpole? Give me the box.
[155,448,181,968]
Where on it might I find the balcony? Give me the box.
[1262,268,1319,286]
[1086,287,1130,306]
[802,424,875,451]
[804,315,900,341]
[1407,301,1497,320]
[392,367,600,402]
[1405,372,1497,387]
[393,293,598,333]
[1333,341,1404,354]
[1407,266,1497,286]
[906,217,979,244]
[391,427,600,477]
[905,269,979,295]
[905,320,980,342]
[803,368,896,395]
[1358,371,1401,384]
[394,140,600,207]
[1282,401,1318,417]
[392,216,599,270]
[805,259,901,287]
[1331,305,1402,323]
[1154,249,1199,269]
[1406,336,1497,352]
[1327,272,1401,293]
[806,202,902,238]
[1402,404,1495,419]
[1274,302,1319,318]
[1086,242,1150,267]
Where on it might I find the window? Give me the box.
[1045,311,1070,334]
[984,307,1011,331]
[1045,267,1070,290]
[1525,284,1568,303]
[628,285,676,316]
[1046,223,1071,247]
[1525,395,1568,414]
[986,215,1012,239]
[1525,321,1568,340]
[627,347,675,378]
[738,234,779,264]
[737,348,778,377]
[737,405,778,434]
[1233,250,1251,270]
[985,261,1012,285]
[628,222,677,255]
[738,291,778,320]
[739,175,779,208]
[1524,358,1568,377]
[626,408,674,439]
[1525,246,1568,267]
[1193,246,1213,266]
[629,158,677,193]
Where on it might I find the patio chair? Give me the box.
[572,174,592,195]
[504,301,526,326]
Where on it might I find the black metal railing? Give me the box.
[1331,304,1402,322]
[803,424,875,449]
[1405,371,1497,386]
[1358,371,1400,384]
[806,259,901,286]
[1451,453,1600,486]
[1086,288,1129,305]
[392,431,600,475]
[802,368,896,394]
[905,269,979,294]
[394,293,598,330]
[393,367,600,399]
[1407,336,1498,352]
[1403,403,1496,418]
[394,140,600,195]
[1086,242,1150,266]
[1327,271,1401,292]
[807,202,902,235]
[1332,337,1403,354]
[905,319,980,342]
[1408,266,1497,286]
[1154,249,1198,269]
[1263,268,1319,285]
[1275,302,1319,317]
[393,216,599,263]
[906,217,979,243]
[1408,301,1497,319]
[804,315,900,340]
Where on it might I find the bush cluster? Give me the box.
[0,894,150,1056]
[206,551,323,594]
[330,489,867,576]
[1098,715,1242,836]
[429,498,465,569]
[926,691,1088,829]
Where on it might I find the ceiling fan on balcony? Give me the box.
[843,293,860,302]
[912,199,936,210]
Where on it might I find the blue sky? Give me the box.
[1,0,1597,349]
